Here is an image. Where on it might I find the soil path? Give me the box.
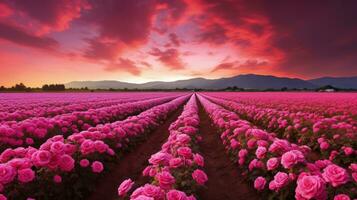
[87,105,184,200]
[197,101,261,200]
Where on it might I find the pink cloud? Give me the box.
[149,47,185,70]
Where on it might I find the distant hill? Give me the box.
[308,76,357,89]
[65,74,357,90]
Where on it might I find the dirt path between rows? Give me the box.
[86,105,184,200]
[197,101,261,200]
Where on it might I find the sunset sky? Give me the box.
[0,0,357,87]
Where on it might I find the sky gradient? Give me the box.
[0,0,357,87]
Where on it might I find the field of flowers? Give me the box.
[0,92,356,200]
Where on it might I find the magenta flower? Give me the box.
[254,176,266,191]
[118,178,134,197]
[192,169,208,185]
[91,161,104,173]
[155,171,175,190]
[295,174,326,200]
[322,164,349,187]
[17,168,35,183]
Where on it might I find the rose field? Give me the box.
[0,92,356,200]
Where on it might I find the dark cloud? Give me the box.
[105,58,141,75]
[168,33,180,47]
[211,61,237,72]
[83,38,121,61]
[259,0,357,77]
[149,47,185,70]
[4,0,88,31]
[198,24,229,45]
[211,59,268,72]
[197,0,357,77]
[0,22,58,50]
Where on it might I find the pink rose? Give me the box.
[281,150,304,169]
[269,139,290,153]
[0,164,16,184]
[270,172,289,191]
[322,164,349,187]
[0,194,6,200]
[91,161,104,173]
[118,178,134,197]
[141,184,163,199]
[295,174,326,200]
[169,158,183,168]
[156,171,175,190]
[59,154,75,172]
[238,149,248,158]
[31,150,51,167]
[267,157,279,171]
[247,139,256,149]
[230,139,239,149]
[53,175,62,183]
[17,168,35,183]
[334,194,351,200]
[79,159,90,167]
[132,195,154,200]
[343,147,353,156]
[255,146,267,159]
[319,142,329,150]
[192,169,208,185]
[177,147,192,159]
[149,152,171,166]
[193,153,204,167]
[166,189,187,200]
[254,176,266,191]
[50,141,65,155]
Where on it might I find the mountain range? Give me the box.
[65,74,357,90]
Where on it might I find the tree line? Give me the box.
[0,83,66,92]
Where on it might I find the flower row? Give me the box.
[0,95,190,200]
[0,95,182,149]
[0,94,160,123]
[202,94,357,167]
[197,94,356,200]
[118,94,208,200]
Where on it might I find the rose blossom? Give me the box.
[166,189,187,200]
[343,147,353,156]
[295,174,326,200]
[155,171,175,190]
[270,172,289,191]
[91,161,104,173]
[193,153,204,167]
[281,150,304,169]
[141,184,163,199]
[149,152,171,165]
[0,194,6,200]
[192,169,208,185]
[255,146,267,159]
[79,159,90,167]
[0,164,16,184]
[322,164,349,187]
[50,141,65,155]
[169,158,183,168]
[238,149,248,158]
[59,154,75,172]
[177,147,192,159]
[267,157,279,171]
[17,168,35,183]
[118,178,134,197]
[254,176,266,191]
[334,194,350,200]
[31,150,51,167]
[53,175,62,183]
